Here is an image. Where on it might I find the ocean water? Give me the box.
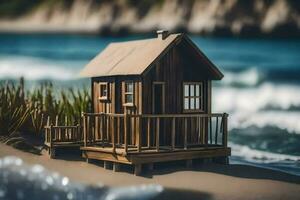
[0,34,300,175]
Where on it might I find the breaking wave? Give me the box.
[230,142,300,176]
[230,142,300,163]
[228,111,300,134]
[0,156,163,200]
[221,67,300,87]
[229,125,300,155]
[213,83,300,134]
[0,56,82,80]
[222,68,263,87]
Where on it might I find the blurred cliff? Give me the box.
[0,0,299,37]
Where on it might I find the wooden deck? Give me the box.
[81,145,230,164]
[81,112,230,175]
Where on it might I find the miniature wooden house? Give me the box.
[79,31,230,175]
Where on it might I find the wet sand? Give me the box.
[0,143,299,200]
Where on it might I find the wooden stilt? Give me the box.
[134,164,142,176]
[113,163,121,172]
[148,163,154,172]
[49,148,56,159]
[224,156,229,165]
[104,161,112,170]
[86,158,91,163]
[215,156,229,165]
[186,159,193,168]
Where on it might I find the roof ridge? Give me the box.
[109,33,181,45]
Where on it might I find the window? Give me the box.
[99,82,108,100]
[124,82,134,105]
[183,82,203,111]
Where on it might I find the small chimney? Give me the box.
[157,30,169,40]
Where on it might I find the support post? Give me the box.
[137,116,142,152]
[49,124,54,158]
[112,117,116,153]
[76,124,80,141]
[104,161,112,170]
[186,159,193,168]
[87,115,90,145]
[147,118,151,148]
[171,117,176,150]
[184,118,187,150]
[134,164,142,176]
[124,113,128,153]
[156,118,160,152]
[113,163,121,172]
[49,148,56,159]
[222,113,228,148]
[215,116,219,144]
[148,163,154,172]
[209,117,212,145]
[82,113,87,147]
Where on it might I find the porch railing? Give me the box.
[82,112,228,154]
[44,124,82,145]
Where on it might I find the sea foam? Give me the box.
[0,56,80,80]
[213,83,300,134]
[222,68,262,87]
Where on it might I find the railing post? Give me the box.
[50,124,53,149]
[100,113,104,147]
[209,116,212,145]
[137,116,142,152]
[82,113,87,147]
[95,115,99,142]
[87,115,90,145]
[215,116,219,145]
[65,116,68,140]
[184,118,187,150]
[112,116,116,153]
[76,124,80,141]
[147,118,151,148]
[124,113,128,153]
[55,115,58,141]
[222,113,228,148]
[156,118,160,152]
[45,116,50,144]
[171,117,176,151]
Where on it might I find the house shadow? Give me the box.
[48,147,85,162]
[148,160,300,184]
[197,163,300,184]
[157,188,212,200]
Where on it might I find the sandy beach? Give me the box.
[0,143,299,200]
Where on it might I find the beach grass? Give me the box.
[0,78,92,138]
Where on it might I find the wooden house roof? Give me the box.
[80,33,223,80]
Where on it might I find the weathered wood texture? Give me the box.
[90,41,217,149]
[44,116,83,158]
[82,112,228,155]
[141,45,212,146]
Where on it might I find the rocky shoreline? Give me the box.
[0,0,299,37]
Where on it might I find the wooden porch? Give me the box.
[81,112,230,175]
[44,123,82,158]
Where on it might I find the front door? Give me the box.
[152,82,166,146]
[152,82,165,114]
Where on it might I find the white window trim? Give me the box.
[183,82,204,112]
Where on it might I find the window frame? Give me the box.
[183,82,204,112]
[98,82,109,101]
[123,81,134,107]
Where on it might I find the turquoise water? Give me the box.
[0,34,300,175]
